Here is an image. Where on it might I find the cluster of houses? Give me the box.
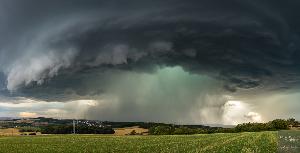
[0,117,106,129]
[0,117,49,128]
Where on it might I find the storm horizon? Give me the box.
[0,0,300,125]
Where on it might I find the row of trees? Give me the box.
[235,119,289,132]
[155,126,222,135]
[286,118,299,127]
[16,118,297,135]
[149,119,294,135]
[18,126,41,132]
[149,126,232,135]
[40,125,115,134]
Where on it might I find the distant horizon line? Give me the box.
[0,116,237,126]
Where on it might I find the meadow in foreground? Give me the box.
[0,131,277,153]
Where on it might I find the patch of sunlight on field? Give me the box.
[0,132,278,153]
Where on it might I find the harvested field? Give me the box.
[114,126,148,135]
[0,128,20,136]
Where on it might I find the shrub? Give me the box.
[129,130,137,135]
[149,126,175,135]
[269,119,289,130]
[19,127,41,132]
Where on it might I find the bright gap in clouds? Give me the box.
[223,100,262,125]
[0,99,97,119]
[19,112,37,118]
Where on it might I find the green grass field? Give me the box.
[0,132,278,153]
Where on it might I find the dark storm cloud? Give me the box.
[1,0,300,100]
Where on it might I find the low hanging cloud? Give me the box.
[7,50,77,91]
[0,0,300,123]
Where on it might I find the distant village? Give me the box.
[0,117,105,129]
[0,117,152,135]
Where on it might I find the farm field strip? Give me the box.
[0,132,278,153]
[203,131,278,153]
[200,132,252,152]
[130,134,235,152]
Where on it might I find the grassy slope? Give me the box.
[0,132,277,153]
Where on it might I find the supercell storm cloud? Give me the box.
[0,0,299,124]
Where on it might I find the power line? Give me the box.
[73,119,76,134]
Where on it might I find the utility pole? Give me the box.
[73,119,76,134]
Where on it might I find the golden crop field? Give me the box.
[0,128,20,136]
[0,131,278,153]
[114,126,148,135]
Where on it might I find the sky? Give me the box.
[0,0,300,125]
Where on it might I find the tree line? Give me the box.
[149,118,297,135]
[15,118,298,135]
[39,125,114,134]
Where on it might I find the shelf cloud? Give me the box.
[0,0,299,123]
